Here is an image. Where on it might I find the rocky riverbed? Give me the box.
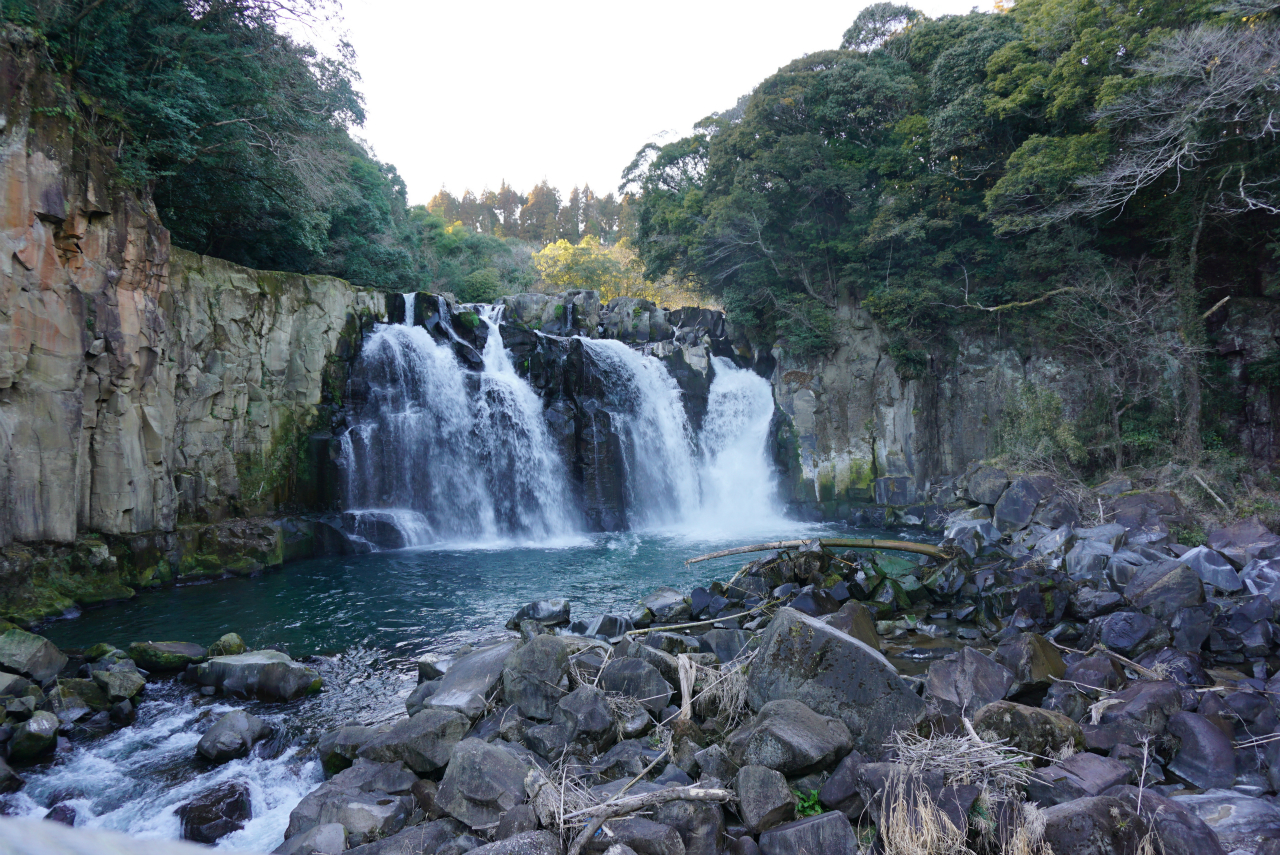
[2,468,1280,855]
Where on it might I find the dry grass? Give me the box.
[888,720,1035,795]
[879,776,972,855]
[689,651,755,731]
[994,801,1053,855]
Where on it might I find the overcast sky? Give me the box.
[298,1,994,205]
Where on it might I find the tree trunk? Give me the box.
[1174,196,1208,458]
[1112,403,1124,474]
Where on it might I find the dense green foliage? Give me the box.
[622,0,1279,467]
[2,0,617,297]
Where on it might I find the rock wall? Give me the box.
[771,297,1084,522]
[0,34,385,622]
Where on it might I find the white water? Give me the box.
[4,684,321,852]
[691,355,784,535]
[341,300,788,546]
[339,305,576,547]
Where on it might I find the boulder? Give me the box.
[208,633,248,657]
[583,818,684,855]
[966,467,1009,505]
[599,658,672,715]
[0,629,68,682]
[318,724,380,775]
[9,710,58,760]
[727,699,852,776]
[1103,786,1226,855]
[651,799,724,855]
[972,701,1083,760]
[757,812,858,855]
[436,738,530,829]
[1027,752,1132,806]
[507,600,571,630]
[357,708,470,774]
[822,603,879,651]
[1086,681,1182,750]
[192,650,321,701]
[634,588,691,625]
[273,822,347,855]
[427,640,519,719]
[1166,711,1235,789]
[92,667,146,703]
[49,678,111,723]
[992,632,1065,695]
[0,758,22,794]
[1041,795,1146,855]
[1178,546,1242,592]
[126,641,207,672]
[1084,611,1170,659]
[466,831,564,855]
[1065,540,1115,581]
[551,685,615,751]
[1172,789,1280,854]
[197,710,271,763]
[993,477,1044,533]
[698,630,754,664]
[285,759,416,841]
[817,751,864,816]
[925,647,1014,717]
[736,765,796,833]
[177,780,252,844]
[746,608,924,756]
[503,636,570,721]
[1124,561,1203,620]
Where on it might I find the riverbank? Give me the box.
[0,468,1277,853]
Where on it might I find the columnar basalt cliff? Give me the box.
[0,33,383,619]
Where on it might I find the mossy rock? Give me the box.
[126,641,208,671]
[454,310,480,331]
[208,633,247,657]
[83,643,119,662]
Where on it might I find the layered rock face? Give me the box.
[0,36,381,553]
[771,297,1089,520]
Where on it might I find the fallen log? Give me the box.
[685,537,950,565]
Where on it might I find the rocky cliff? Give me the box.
[0,33,384,619]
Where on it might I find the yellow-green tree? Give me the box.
[532,237,709,307]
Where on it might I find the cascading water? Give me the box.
[338,302,575,547]
[579,339,702,528]
[693,355,784,533]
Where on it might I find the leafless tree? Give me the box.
[1054,264,1205,472]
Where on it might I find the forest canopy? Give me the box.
[621,0,1280,466]
[1,0,640,299]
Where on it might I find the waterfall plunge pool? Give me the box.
[14,522,954,851]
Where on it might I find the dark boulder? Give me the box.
[437,738,530,829]
[1124,561,1204,620]
[727,699,852,776]
[507,600,571,630]
[178,780,252,844]
[924,647,1013,718]
[0,629,68,682]
[1041,796,1147,855]
[1166,711,1235,789]
[745,608,923,756]
[599,658,672,715]
[972,701,1083,761]
[757,812,859,855]
[736,765,796,833]
[191,650,321,701]
[502,636,570,721]
[357,708,470,774]
[993,477,1044,533]
[197,709,271,763]
[126,640,206,672]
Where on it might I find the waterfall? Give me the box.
[339,297,787,547]
[579,341,785,535]
[579,339,702,528]
[694,355,784,533]
[338,304,575,548]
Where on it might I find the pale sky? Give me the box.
[298,1,994,205]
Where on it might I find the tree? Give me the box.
[840,3,921,53]
[520,181,561,244]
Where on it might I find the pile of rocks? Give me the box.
[279,469,1280,855]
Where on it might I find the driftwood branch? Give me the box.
[685,538,950,565]
[564,785,735,821]
[624,600,779,636]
